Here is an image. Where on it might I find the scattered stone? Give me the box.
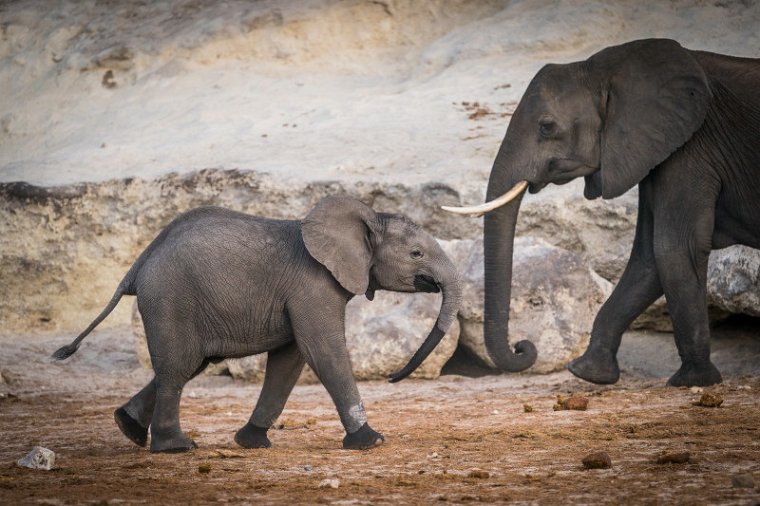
[428,452,439,459]
[319,478,340,489]
[523,404,534,413]
[17,447,55,470]
[491,409,500,415]
[582,452,611,470]
[303,465,313,472]
[731,473,755,488]
[694,392,723,408]
[198,463,211,474]
[554,394,589,411]
[737,385,751,391]
[690,386,704,394]
[467,469,490,479]
[656,452,690,465]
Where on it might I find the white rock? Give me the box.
[17,447,55,470]
[319,478,340,489]
[707,245,760,317]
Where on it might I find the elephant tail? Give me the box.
[51,280,129,360]
[51,220,174,360]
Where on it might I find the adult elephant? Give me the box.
[444,38,760,387]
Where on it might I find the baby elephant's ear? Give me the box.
[301,196,379,296]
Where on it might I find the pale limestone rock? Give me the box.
[707,245,760,317]
[17,447,55,470]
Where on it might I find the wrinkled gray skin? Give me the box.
[480,38,759,387]
[53,196,461,453]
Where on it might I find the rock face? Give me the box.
[131,281,459,382]
[456,237,611,374]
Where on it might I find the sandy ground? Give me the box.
[1,328,758,505]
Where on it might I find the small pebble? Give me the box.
[428,452,439,459]
[555,394,589,411]
[17,447,55,471]
[491,409,500,415]
[523,404,533,413]
[319,478,340,489]
[582,451,611,469]
[303,465,313,472]
[737,385,751,391]
[656,452,690,464]
[731,473,755,488]
[690,386,704,394]
[198,463,211,474]
[694,392,723,408]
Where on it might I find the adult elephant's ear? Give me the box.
[593,39,711,199]
[302,196,379,296]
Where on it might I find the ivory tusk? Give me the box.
[441,180,529,216]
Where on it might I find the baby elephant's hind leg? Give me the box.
[115,378,157,447]
[115,360,210,448]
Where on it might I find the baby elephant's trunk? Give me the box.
[388,261,461,383]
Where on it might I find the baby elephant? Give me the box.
[53,196,461,453]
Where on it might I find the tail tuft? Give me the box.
[52,344,78,361]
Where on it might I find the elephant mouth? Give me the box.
[413,274,440,293]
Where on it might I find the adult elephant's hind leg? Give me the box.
[569,190,662,384]
[235,342,305,449]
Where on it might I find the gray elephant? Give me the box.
[53,196,461,452]
[445,38,759,387]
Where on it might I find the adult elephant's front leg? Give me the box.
[569,190,663,384]
[235,342,305,449]
[290,307,384,450]
[653,204,722,387]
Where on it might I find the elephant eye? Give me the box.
[539,119,556,137]
[410,249,424,259]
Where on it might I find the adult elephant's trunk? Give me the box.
[388,261,462,383]
[482,178,537,372]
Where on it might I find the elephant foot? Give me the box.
[114,407,149,447]
[342,423,384,450]
[567,349,620,385]
[234,422,271,449]
[149,428,198,453]
[666,361,722,387]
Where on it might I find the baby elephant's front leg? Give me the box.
[294,317,384,450]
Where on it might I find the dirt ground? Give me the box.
[1,328,759,505]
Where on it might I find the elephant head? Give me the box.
[444,38,711,372]
[302,196,462,382]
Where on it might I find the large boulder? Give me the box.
[344,290,460,380]
[131,287,459,382]
[708,245,760,317]
[456,237,612,374]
